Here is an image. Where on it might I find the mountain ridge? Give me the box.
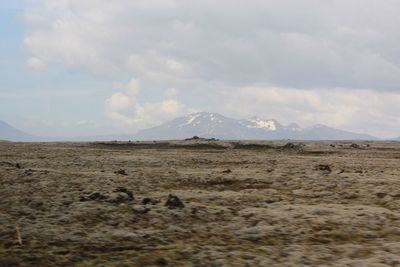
[0,113,385,141]
[135,112,378,141]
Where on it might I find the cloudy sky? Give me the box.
[2,0,400,138]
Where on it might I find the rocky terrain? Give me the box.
[1,140,400,266]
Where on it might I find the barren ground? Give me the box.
[1,140,400,266]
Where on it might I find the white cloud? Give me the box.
[25,57,47,71]
[23,0,400,89]
[104,79,188,128]
[112,78,141,96]
[21,1,400,137]
[104,92,133,112]
[134,99,184,125]
[164,88,178,98]
[222,86,400,138]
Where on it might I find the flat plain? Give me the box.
[1,140,400,266]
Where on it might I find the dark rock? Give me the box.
[165,194,185,209]
[106,192,132,204]
[191,207,198,215]
[142,197,157,205]
[184,136,219,141]
[329,144,336,148]
[315,164,332,173]
[15,163,21,169]
[389,192,400,198]
[222,169,232,173]
[376,192,386,198]
[281,142,305,151]
[350,143,360,149]
[24,169,34,176]
[114,169,127,175]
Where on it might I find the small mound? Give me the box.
[280,142,305,152]
[232,143,274,150]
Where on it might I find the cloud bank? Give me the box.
[23,0,400,137]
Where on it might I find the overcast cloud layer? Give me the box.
[22,0,400,137]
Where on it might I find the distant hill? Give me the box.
[0,114,379,142]
[134,112,378,141]
[0,120,37,141]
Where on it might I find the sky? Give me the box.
[1,0,400,138]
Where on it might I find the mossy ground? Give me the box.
[1,141,400,266]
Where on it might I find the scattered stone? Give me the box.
[15,163,21,169]
[315,164,332,173]
[330,144,336,148]
[114,169,127,175]
[114,187,134,199]
[80,188,134,203]
[22,169,48,176]
[80,192,108,202]
[165,194,185,209]
[222,169,232,173]
[24,169,34,176]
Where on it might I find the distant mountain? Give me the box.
[298,124,376,140]
[0,120,37,141]
[0,114,378,142]
[135,112,256,140]
[134,112,378,141]
[0,120,136,142]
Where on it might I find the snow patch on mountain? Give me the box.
[185,113,201,125]
[245,118,277,131]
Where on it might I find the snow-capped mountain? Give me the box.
[134,112,377,140]
[135,112,260,140]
